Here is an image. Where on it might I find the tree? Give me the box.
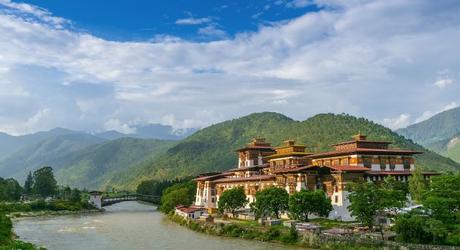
[409,167,427,204]
[394,212,438,244]
[288,189,332,221]
[0,178,22,201]
[159,181,196,213]
[218,187,248,218]
[33,166,57,198]
[348,180,407,235]
[423,174,460,225]
[24,171,34,195]
[251,187,288,219]
[70,188,82,203]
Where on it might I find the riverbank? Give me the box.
[9,208,102,219]
[167,214,457,250]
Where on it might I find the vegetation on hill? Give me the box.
[111,112,460,189]
[54,138,176,189]
[396,108,460,164]
[397,107,460,146]
[0,133,105,181]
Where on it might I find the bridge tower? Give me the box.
[89,191,102,209]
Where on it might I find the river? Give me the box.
[13,201,297,250]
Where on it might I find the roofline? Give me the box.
[331,140,392,147]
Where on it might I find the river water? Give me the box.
[13,201,297,250]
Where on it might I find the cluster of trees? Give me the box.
[347,176,408,238]
[0,166,58,202]
[158,181,196,213]
[0,166,85,204]
[136,178,188,197]
[347,168,460,246]
[218,187,332,221]
[394,172,460,245]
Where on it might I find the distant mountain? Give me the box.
[0,132,106,181]
[0,128,77,160]
[397,107,460,148]
[95,124,198,141]
[397,107,460,164]
[108,112,460,190]
[53,138,176,189]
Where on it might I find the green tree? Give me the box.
[423,174,460,225]
[348,180,407,233]
[0,178,22,201]
[394,212,436,244]
[217,187,248,218]
[288,189,332,221]
[33,166,57,198]
[24,171,34,195]
[159,181,196,213]
[70,188,82,203]
[251,187,288,219]
[409,167,427,204]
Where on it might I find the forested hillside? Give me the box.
[397,108,460,164]
[397,107,460,147]
[0,133,105,180]
[110,112,460,190]
[54,138,176,189]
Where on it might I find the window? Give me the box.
[403,158,411,170]
[389,158,396,170]
[335,196,338,203]
[363,157,372,168]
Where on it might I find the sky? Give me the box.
[0,0,459,135]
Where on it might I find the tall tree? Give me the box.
[288,190,332,221]
[423,174,460,225]
[251,187,288,219]
[70,188,82,203]
[0,178,22,201]
[33,166,57,198]
[409,167,427,204]
[348,180,407,237]
[217,187,248,218]
[24,171,33,195]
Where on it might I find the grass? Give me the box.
[309,218,357,229]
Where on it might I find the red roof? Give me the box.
[176,205,204,213]
[212,175,275,183]
[309,148,422,158]
[331,140,391,146]
[272,165,311,174]
[305,165,370,172]
[194,172,232,181]
[365,170,440,176]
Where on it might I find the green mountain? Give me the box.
[0,133,106,181]
[109,112,460,190]
[54,138,176,189]
[446,135,460,163]
[0,128,79,160]
[397,107,460,148]
[396,107,460,164]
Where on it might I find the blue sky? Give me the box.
[22,0,318,41]
[0,0,459,135]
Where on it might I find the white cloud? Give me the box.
[103,118,136,134]
[415,102,459,123]
[175,17,212,25]
[0,1,460,134]
[197,25,227,38]
[286,0,314,8]
[382,114,411,130]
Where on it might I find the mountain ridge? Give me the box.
[106,112,460,190]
